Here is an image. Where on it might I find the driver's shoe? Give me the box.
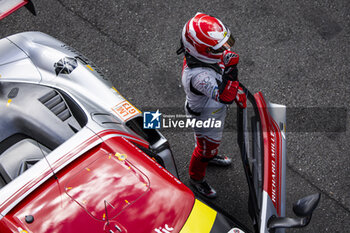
[208,155,232,166]
[190,179,217,199]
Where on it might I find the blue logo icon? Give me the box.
[143,110,161,129]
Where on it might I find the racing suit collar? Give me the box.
[185,52,222,75]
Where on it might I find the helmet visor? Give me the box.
[208,34,235,54]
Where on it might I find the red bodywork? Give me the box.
[255,92,282,216]
[0,131,195,232]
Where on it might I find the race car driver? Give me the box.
[177,13,247,198]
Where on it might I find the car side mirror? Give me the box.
[267,193,320,232]
[293,193,321,217]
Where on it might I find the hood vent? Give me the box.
[39,90,71,121]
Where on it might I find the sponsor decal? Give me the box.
[270,130,277,203]
[154,224,174,233]
[111,100,140,121]
[268,121,281,209]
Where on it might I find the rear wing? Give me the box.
[237,85,287,233]
[238,85,320,233]
[0,0,35,20]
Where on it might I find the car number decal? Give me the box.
[111,100,140,121]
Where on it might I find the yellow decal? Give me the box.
[112,86,120,94]
[111,100,141,122]
[212,108,222,114]
[17,228,28,233]
[125,200,129,204]
[102,213,106,220]
[111,86,126,99]
[180,199,217,233]
[115,152,127,161]
[6,99,12,107]
[223,31,227,37]
[85,168,91,171]
[86,65,94,71]
[66,187,72,190]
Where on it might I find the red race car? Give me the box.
[0,32,319,233]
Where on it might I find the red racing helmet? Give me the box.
[182,12,235,64]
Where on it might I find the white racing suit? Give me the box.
[181,55,238,180]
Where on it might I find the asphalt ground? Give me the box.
[1,0,349,232]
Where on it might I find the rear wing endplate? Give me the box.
[0,0,35,20]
